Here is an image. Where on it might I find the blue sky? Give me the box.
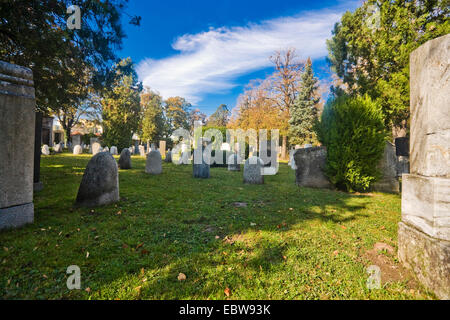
[118,0,361,115]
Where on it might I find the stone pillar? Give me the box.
[398,34,450,299]
[0,61,35,230]
[33,112,43,192]
[159,140,166,158]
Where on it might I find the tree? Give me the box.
[189,108,207,129]
[101,58,142,151]
[0,0,140,115]
[140,88,166,144]
[165,97,192,134]
[208,104,230,127]
[327,0,449,134]
[268,49,304,157]
[289,58,320,145]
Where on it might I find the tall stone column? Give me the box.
[398,34,450,299]
[0,61,36,230]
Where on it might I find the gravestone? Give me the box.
[179,151,191,165]
[33,112,43,192]
[103,146,109,153]
[118,148,132,169]
[92,142,102,155]
[73,145,83,155]
[134,141,139,155]
[145,150,162,175]
[228,153,241,171]
[139,145,146,157]
[0,61,35,230]
[110,146,118,155]
[243,156,264,184]
[372,141,400,193]
[395,137,409,157]
[165,150,172,163]
[193,146,210,179]
[75,152,119,207]
[398,34,450,300]
[72,134,81,147]
[159,141,166,159]
[53,143,62,153]
[41,144,50,156]
[294,147,332,189]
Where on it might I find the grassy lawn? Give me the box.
[0,153,434,300]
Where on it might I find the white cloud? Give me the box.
[136,3,355,104]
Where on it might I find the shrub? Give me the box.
[316,95,387,192]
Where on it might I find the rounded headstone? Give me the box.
[75,152,119,207]
[41,144,50,156]
[139,145,146,157]
[92,142,102,155]
[145,150,162,175]
[53,143,62,153]
[228,153,241,171]
[165,150,172,163]
[103,146,109,153]
[243,156,264,184]
[73,145,83,155]
[118,148,132,169]
[110,146,118,155]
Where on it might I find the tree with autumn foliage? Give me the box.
[101,58,142,151]
[140,88,167,145]
[165,97,192,134]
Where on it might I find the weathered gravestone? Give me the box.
[159,140,166,158]
[228,153,241,171]
[145,150,162,175]
[75,152,119,207]
[193,146,210,179]
[398,34,450,300]
[73,145,83,155]
[91,142,102,155]
[118,148,132,169]
[103,146,109,153]
[110,146,118,155]
[294,147,332,189]
[0,61,35,230]
[53,143,62,153]
[41,144,50,156]
[243,156,264,184]
[165,150,172,163]
[372,141,400,193]
[139,145,146,157]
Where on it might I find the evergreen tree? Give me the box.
[288,58,320,145]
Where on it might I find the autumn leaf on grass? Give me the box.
[177,273,186,281]
[333,250,339,256]
[224,287,231,297]
[136,243,144,249]
[85,287,91,293]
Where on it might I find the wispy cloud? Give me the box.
[137,3,355,104]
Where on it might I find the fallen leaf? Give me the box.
[177,273,186,281]
[136,243,144,249]
[224,287,231,297]
[215,235,220,239]
[86,251,89,258]
[333,250,339,256]
[85,287,91,293]
[141,249,149,255]
[122,244,129,249]
[341,226,347,230]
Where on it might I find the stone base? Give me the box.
[372,178,400,194]
[0,203,34,231]
[398,221,450,299]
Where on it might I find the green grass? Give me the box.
[0,153,433,300]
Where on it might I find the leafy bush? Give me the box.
[316,95,387,192]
